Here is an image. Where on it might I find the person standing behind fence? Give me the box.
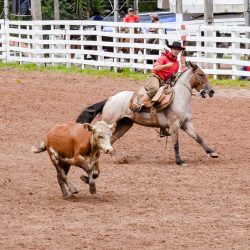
[147,13,160,52]
[123,8,139,23]
[148,13,159,35]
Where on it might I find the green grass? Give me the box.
[210,78,250,88]
[0,62,147,81]
[0,62,249,88]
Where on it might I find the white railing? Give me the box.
[1,19,250,79]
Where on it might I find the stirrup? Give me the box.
[159,128,171,137]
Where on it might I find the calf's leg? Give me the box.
[50,153,78,197]
[88,170,96,194]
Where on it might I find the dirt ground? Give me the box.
[0,68,249,250]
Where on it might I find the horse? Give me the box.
[76,62,218,166]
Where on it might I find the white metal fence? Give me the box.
[1,19,250,79]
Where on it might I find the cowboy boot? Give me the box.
[131,94,151,112]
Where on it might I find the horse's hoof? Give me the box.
[63,193,76,200]
[210,152,219,158]
[176,161,187,167]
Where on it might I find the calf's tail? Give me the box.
[76,99,108,124]
[31,141,46,153]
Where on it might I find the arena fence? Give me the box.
[0,19,250,79]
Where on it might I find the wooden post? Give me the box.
[245,0,250,49]
[54,0,60,20]
[176,0,183,24]
[31,0,42,20]
[204,0,213,72]
[114,0,119,22]
[134,0,139,14]
[204,0,213,25]
[4,0,9,20]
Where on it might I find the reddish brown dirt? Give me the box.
[0,68,249,250]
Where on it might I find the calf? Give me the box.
[32,121,115,198]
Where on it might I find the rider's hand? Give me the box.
[166,62,174,68]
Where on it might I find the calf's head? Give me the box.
[84,121,115,154]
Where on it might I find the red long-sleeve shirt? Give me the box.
[152,50,179,81]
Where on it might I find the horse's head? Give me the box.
[188,62,215,98]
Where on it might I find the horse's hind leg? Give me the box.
[110,118,134,163]
[181,121,219,158]
[111,118,134,144]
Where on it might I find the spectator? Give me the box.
[91,11,104,21]
[119,10,126,22]
[241,55,250,80]
[121,8,140,33]
[123,8,139,23]
[148,13,159,34]
[147,13,160,46]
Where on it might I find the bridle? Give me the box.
[193,68,205,87]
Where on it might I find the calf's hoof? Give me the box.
[80,175,89,184]
[89,183,97,194]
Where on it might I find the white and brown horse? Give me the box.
[76,62,218,166]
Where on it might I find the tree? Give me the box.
[69,0,105,20]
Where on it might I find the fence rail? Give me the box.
[1,19,250,79]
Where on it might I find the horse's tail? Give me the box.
[76,99,108,123]
[31,141,47,153]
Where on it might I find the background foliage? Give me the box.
[0,0,159,20]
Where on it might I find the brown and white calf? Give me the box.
[32,121,115,198]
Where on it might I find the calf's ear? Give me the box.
[83,123,93,132]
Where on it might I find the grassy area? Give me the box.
[0,62,249,88]
[0,62,146,81]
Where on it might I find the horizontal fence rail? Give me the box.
[0,19,250,79]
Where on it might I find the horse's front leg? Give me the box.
[181,121,219,158]
[170,130,187,166]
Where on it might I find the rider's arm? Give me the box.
[153,62,174,71]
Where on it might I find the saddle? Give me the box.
[130,85,175,113]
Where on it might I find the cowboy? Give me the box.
[131,41,185,111]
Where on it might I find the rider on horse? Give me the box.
[131,41,185,112]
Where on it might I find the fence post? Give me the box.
[33,21,42,66]
[2,20,9,62]
[80,24,85,70]
[65,25,71,68]
[196,29,202,68]
[113,25,119,73]
[231,31,239,80]
[96,25,103,70]
[129,27,135,72]
[212,30,218,80]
